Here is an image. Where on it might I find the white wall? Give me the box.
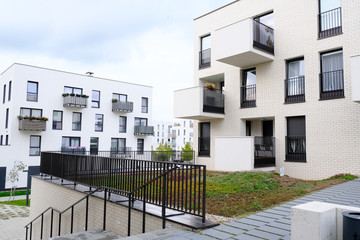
[351,55,360,102]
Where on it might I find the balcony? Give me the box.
[319,70,344,100]
[19,119,46,131]
[112,100,134,112]
[318,7,342,39]
[285,76,305,103]
[215,18,274,68]
[241,84,256,108]
[174,86,225,120]
[63,94,88,108]
[134,126,154,136]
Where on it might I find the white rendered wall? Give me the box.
[351,55,360,103]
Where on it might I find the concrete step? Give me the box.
[47,229,122,240]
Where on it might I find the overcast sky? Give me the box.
[0,0,234,121]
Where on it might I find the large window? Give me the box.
[3,84,6,103]
[141,97,148,113]
[95,114,103,132]
[20,108,42,117]
[62,137,80,148]
[119,116,127,133]
[199,35,211,68]
[92,90,100,108]
[286,116,306,162]
[52,111,63,130]
[320,49,344,99]
[111,138,126,154]
[64,86,82,95]
[253,12,274,54]
[137,139,144,154]
[90,137,99,155]
[27,81,38,102]
[241,68,256,108]
[318,0,342,38]
[285,58,305,103]
[135,117,148,126]
[72,112,82,131]
[113,93,127,102]
[199,122,210,156]
[29,136,41,156]
[8,81,11,101]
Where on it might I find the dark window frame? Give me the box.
[20,107,43,117]
[285,57,305,103]
[285,116,306,162]
[27,81,38,102]
[5,135,8,145]
[0,135,3,145]
[3,84,6,103]
[134,117,148,126]
[141,97,148,113]
[241,68,257,108]
[29,135,41,156]
[5,108,9,129]
[8,81,11,101]
[52,110,63,130]
[318,0,342,39]
[90,137,99,155]
[113,93,128,102]
[62,136,81,148]
[64,86,83,95]
[92,90,100,108]
[199,122,210,156]
[111,138,126,154]
[199,34,211,69]
[119,116,127,133]
[95,114,103,132]
[72,112,82,131]
[137,138,144,154]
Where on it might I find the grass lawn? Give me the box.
[206,171,357,217]
[0,199,30,206]
[0,190,30,197]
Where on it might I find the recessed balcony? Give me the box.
[63,94,88,108]
[215,18,274,68]
[174,86,225,120]
[134,126,154,136]
[112,100,134,112]
[18,118,47,131]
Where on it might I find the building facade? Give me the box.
[152,120,193,150]
[0,63,153,189]
[174,0,360,180]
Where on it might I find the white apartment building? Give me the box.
[174,0,360,180]
[0,63,153,189]
[152,120,193,150]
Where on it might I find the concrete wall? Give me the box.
[29,177,186,239]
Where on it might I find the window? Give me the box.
[200,35,211,68]
[320,49,344,99]
[90,137,99,155]
[199,122,210,156]
[184,138,186,144]
[20,108,42,117]
[137,139,144,153]
[92,90,100,108]
[5,108,9,129]
[162,132,164,137]
[157,124,159,130]
[286,116,306,162]
[119,116,127,133]
[318,0,342,38]
[27,81,38,101]
[72,112,82,131]
[62,137,80,148]
[141,97,148,113]
[113,93,127,102]
[157,138,159,143]
[29,136,41,156]
[134,117,148,126]
[0,135,3,145]
[64,86,82,95]
[162,125,164,130]
[253,12,274,54]
[8,81,11,101]
[52,111,63,130]
[241,68,256,108]
[184,129,186,135]
[184,121,186,127]
[157,131,159,137]
[3,84,6,103]
[111,138,126,154]
[162,139,164,144]
[178,130,180,136]
[285,58,305,103]
[5,135,8,145]
[95,114,103,132]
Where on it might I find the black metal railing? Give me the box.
[199,48,211,69]
[40,152,206,223]
[285,76,305,103]
[198,137,210,156]
[254,136,275,167]
[319,69,344,100]
[285,136,306,162]
[253,20,274,54]
[61,147,86,155]
[203,87,224,114]
[318,7,342,39]
[241,85,256,108]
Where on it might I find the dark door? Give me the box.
[263,120,273,137]
[199,122,210,156]
[0,167,6,190]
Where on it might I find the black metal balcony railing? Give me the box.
[319,69,344,100]
[285,76,305,103]
[253,20,274,55]
[61,147,86,155]
[19,119,46,131]
[134,126,154,136]
[203,87,225,114]
[318,7,342,39]
[241,84,256,108]
[112,101,133,112]
[254,136,275,168]
[198,137,210,156]
[199,48,211,69]
[63,95,87,108]
[285,136,306,162]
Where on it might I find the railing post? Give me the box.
[50,209,53,238]
[40,213,43,239]
[142,185,146,233]
[71,206,74,234]
[85,195,89,231]
[202,165,206,223]
[30,222,32,240]
[128,193,132,236]
[58,213,61,236]
[162,165,167,229]
[103,188,107,231]
[26,226,28,240]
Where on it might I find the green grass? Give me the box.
[0,190,30,197]
[0,199,30,206]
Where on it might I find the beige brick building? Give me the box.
[174,0,360,180]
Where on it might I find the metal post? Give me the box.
[128,193,132,236]
[103,188,107,230]
[58,213,61,236]
[40,213,44,239]
[30,222,32,240]
[71,206,74,234]
[50,209,53,238]
[85,196,89,231]
[202,166,206,223]
[162,166,167,229]
[142,185,146,233]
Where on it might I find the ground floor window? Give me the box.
[30,136,41,156]
[286,116,306,162]
[111,138,126,154]
[90,137,99,155]
[137,139,144,154]
[199,122,210,156]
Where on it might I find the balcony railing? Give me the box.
[203,87,224,114]
[63,94,88,108]
[241,84,256,108]
[319,69,344,100]
[285,76,305,103]
[199,48,211,69]
[254,136,275,168]
[198,137,210,156]
[134,126,154,136]
[318,7,342,39]
[286,136,306,162]
[253,20,274,55]
[19,119,46,131]
[61,147,86,155]
[112,101,133,112]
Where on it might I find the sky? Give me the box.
[0,0,234,121]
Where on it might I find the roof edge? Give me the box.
[194,0,239,21]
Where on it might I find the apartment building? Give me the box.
[0,63,153,189]
[174,0,360,180]
[152,120,193,150]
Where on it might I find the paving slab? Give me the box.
[214,224,247,235]
[245,229,282,240]
[201,228,235,239]
[224,221,257,231]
